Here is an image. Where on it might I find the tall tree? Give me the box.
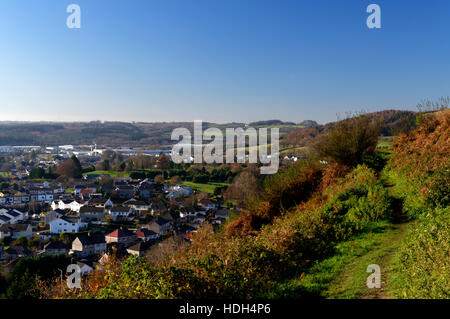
[56,155,83,178]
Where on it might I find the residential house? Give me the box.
[71,234,107,257]
[126,241,149,257]
[49,216,83,234]
[79,206,105,222]
[165,185,192,199]
[105,228,138,246]
[56,199,85,212]
[0,223,33,240]
[214,208,230,224]
[4,245,32,260]
[44,209,67,225]
[0,214,11,225]
[123,199,151,214]
[0,208,28,224]
[116,185,135,199]
[74,185,97,197]
[25,180,50,190]
[108,206,133,219]
[41,241,68,256]
[138,184,153,199]
[135,228,159,241]
[99,183,114,195]
[29,188,54,203]
[179,207,199,219]
[87,197,113,209]
[198,199,218,211]
[80,189,94,200]
[76,259,101,275]
[77,261,94,275]
[149,198,167,215]
[144,216,172,235]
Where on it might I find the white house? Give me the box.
[107,206,133,218]
[165,185,192,199]
[179,207,202,219]
[56,199,85,212]
[50,216,84,234]
[123,199,151,213]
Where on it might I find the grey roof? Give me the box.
[5,245,31,256]
[80,206,105,213]
[88,198,109,205]
[154,216,171,226]
[0,223,30,232]
[5,210,20,217]
[109,206,130,212]
[44,241,67,250]
[0,215,11,222]
[76,234,106,245]
[60,216,80,224]
[127,241,149,252]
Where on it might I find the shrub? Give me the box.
[226,161,322,237]
[386,109,449,216]
[315,113,380,167]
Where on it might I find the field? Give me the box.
[85,170,131,177]
[181,181,228,194]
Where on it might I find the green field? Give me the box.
[279,146,308,156]
[182,181,229,194]
[85,170,131,177]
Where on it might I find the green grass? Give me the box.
[181,181,229,194]
[279,146,308,156]
[266,220,410,299]
[85,170,131,177]
[377,136,395,149]
[0,172,12,177]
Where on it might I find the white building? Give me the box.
[49,216,84,234]
[107,206,133,218]
[55,199,85,212]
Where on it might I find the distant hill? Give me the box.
[248,120,296,126]
[281,110,417,148]
[298,120,319,128]
[0,110,417,148]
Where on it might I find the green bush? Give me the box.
[390,207,449,299]
[315,114,380,167]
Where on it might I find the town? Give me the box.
[0,144,235,281]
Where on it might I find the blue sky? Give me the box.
[0,0,449,124]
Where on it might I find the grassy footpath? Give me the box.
[324,221,410,299]
[265,220,410,299]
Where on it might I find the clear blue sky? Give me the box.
[0,0,449,124]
